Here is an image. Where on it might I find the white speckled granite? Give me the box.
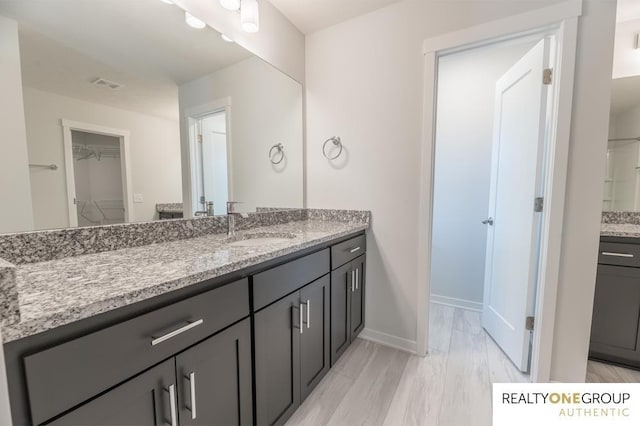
[156,203,184,213]
[600,223,640,238]
[0,259,19,327]
[601,211,640,225]
[1,218,368,343]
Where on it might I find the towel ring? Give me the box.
[322,136,343,160]
[269,143,285,164]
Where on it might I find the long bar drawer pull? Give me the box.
[350,247,361,253]
[601,252,634,258]
[151,319,204,346]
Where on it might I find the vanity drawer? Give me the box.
[253,249,330,311]
[598,242,640,267]
[24,278,249,425]
[331,234,366,269]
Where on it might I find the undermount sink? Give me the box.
[226,233,297,247]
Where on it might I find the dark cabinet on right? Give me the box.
[589,239,640,368]
[330,235,366,366]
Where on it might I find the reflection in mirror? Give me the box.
[604,76,640,211]
[0,0,303,234]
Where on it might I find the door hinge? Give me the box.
[526,316,535,331]
[543,68,553,85]
[534,197,544,213]
[197,134,203,143]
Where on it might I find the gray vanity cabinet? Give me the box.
[48,358,175,426]
[176,319,253,426]
[330,255,366,365]
[589,239,640,368]
[254,274,330,425]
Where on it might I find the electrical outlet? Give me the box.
[133,194,144,203]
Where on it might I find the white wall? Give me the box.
[174,0,304,83]
[431,41,535,306]
[23,87,182,230]
[306,0,616,382]
[0,16,34,234]
[179,57,304,213]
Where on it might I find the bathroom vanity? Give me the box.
[591,219,640,369]
[1,211,368,426]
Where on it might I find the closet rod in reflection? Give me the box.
[609,137,640,142]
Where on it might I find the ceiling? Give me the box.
[0,0,252,120]
[267,0,402,34]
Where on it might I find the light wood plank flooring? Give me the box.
[286,304,639,426]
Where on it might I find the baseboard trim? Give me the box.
[358,328,417,354]
[431,294,482,312]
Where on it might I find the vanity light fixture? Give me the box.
[221,34,234,42]
[241,0,259,33]
[220,0,240,11]
[185,11,206,29]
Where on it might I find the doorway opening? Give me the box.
[417,4,581,383]
[72,131,124,226]
[189,110,229,216]
[61,120,133,228]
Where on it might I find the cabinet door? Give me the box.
[176,318,253,426]
[350,255,366,339]
[300,275,330,401]
[330,262,353,366]
[49,359,176,426]
[590,264,640,362]
[255,292,301,425]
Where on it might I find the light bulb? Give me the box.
[241,0,259,33]
[185,12,206,29]
[220,0,240,11]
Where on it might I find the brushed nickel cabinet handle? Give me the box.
[601,252,634,258]
[151,319,204,346]
[306,299,311,329]
[355,268,359,290]
[186,372,197,420]
[350,247,361,253]
[351,270,355,292]
[166,384,177,426]
[299,304,304,334]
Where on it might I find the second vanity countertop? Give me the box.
[600,223,640,238]
[2,219,368,343]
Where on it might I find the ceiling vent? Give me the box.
[91,77,123,90]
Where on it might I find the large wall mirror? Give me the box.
[0,0,303,234]
[604,76,640,211]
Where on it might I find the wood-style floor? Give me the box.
[286,304,640,426]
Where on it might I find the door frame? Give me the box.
[61,119,133,227]
[416,0,581,383]
[183,97,233,217]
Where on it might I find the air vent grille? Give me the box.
[91,77,123,90]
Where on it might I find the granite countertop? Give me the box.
[600,223,640,238]
[2,219,368,343]
[156,203,184,213]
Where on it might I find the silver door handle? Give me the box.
[166,384,177,426]
[299,304,304,334]
[351,270,355,292]
[306,299,311,329]
[355,268,359,290]
[350,246,361,253]
[151,319,204,346]
[601,252,634,258]
[481,217,494,225]
[186,372,197,420]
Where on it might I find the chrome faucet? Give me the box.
[226,201,247,237]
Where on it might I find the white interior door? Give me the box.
[482,38,550,372]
